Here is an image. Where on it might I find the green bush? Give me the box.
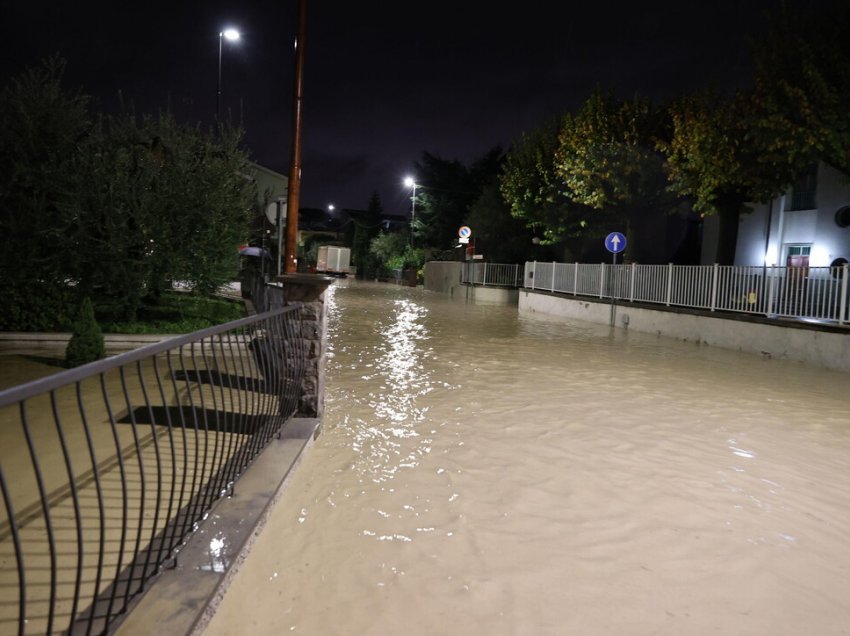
[65,298,106,367]
[100,291,246,334]
[0,284,76,331]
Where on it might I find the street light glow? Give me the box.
[403,176,416,188]
[328,204,335,211]
[222,28,240,41]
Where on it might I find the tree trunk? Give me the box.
[714,196,744,265]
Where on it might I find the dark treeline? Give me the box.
[382,1,849,269]
[0,58,257,330]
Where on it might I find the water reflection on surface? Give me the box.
[206,280,850,636]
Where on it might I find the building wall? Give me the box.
[423,261,464,296]
[250,163,289,205]
[735,162,850,267]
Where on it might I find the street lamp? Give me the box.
[217,27,241,123]
[404,176,417,245]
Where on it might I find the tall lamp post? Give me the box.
[284,0,307,274]
[217,28,241,124]
[404,176,418,245]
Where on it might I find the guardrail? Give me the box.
[0,302,305,635]
[524,261,850,325]
[462,262,523,287]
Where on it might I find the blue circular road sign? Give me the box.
[604,231,627,254]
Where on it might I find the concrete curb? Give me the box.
[113,418,321,636]
[0,332,177,354]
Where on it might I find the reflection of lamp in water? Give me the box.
[203,535,228,573]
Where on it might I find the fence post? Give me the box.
[551,261,556,291]
[599,263,605,299]
[840,264,849,325]
[573,262,579,295]
[531,261,537,290]
[710,263,719,311]
[483,262,488,286]
[767,266,777,317]
[665,263,673,306]
[629,262,636,302]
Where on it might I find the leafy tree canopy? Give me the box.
[554,91,670,213]
[0,57,256,329]
[411,149,503,250]
[749,1,850,179]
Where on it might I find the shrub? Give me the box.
[65,298,106,367]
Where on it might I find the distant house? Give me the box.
[247,162,288,234]
[298,207,409,247]
[732,162,850,270]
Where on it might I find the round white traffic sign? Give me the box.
[458,226,472,239]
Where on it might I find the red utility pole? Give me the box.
[284,0,306,274]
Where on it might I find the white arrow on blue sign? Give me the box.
[604,231,627,254]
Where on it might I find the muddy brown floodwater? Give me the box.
[204,279,850,636]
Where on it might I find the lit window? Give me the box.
[786,245,811,257]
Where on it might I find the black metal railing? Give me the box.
[0,302,305,635]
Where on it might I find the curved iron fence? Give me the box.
[0,303,304,635]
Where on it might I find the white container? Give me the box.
[316,246,350,276]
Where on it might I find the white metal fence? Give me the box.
[524,261,850,325]
[462,262,524,287]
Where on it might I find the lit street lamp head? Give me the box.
[221,28,241,41]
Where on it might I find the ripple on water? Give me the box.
[206,280,850,636]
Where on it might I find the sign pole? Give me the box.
[604,231,627,328]
[610,250,617,327]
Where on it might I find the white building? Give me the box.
[733,162,850,270]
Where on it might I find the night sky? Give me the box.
[0,1,820,215]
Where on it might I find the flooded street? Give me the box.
[205,279,850,635]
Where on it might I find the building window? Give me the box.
[786,245,811,257]
[786,164,817,211]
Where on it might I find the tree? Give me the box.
[59,113,254,318]
[0,58,256,328]
[749,1,850,179]
[352,192,383,279]
[142,116,254,296]
[500,118,592,255]
[411,151,496,250]
[369,231,424,276]
[554,92,673,262]
[65,297,106,367]
[661,92,766,265]
[0,57,91,329]
[466,180,539,263]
